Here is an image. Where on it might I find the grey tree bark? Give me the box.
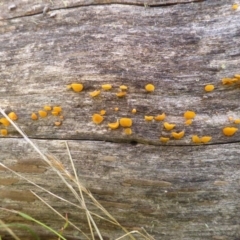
[0,0,240,239]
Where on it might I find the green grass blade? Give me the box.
[17,212,67,240]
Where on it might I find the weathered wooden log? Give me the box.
[0,0,240,239]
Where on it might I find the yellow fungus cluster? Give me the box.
[0,111,18,136]
[89,90,101,97]
[31,106,63,127]
[222,74,240,85]
[192,135,212,144]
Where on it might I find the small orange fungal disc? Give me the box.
[201,136,212,143]
[132,108,137,114]
[184,111,196,119]
[119,85,128,90]
[114,107,119,111]
[31,113,38,120]
[0,118,10,127]
[52,111,59,116]
[185,119,193,125]
[70,83,83,92]
[100,110,106,116]
[160,137,169,143]
[222,127,238,136]
[154,113,166,121]
[89,90,100,97]
[234,74,240,79]
[222,78,235,85]
[145,84,155,92]
[116,91,126,97]
[53,106,62,113]
[234,119,240,124]
[102,84,112,90]
[172,131,185,140]
[43,106,52,111]
[145,116,153,121]
[232,3,238,10]
[38,110,48,118]
[92,114,104,124]
[124,128,132,135]
[108,120,119,130]
[163,122,175,131]
[192,135,201,143]
[204,84,214,92]
[54,121,62,126]
[8,112,18,121]
[119,118,132,127]
[0,129,8,136]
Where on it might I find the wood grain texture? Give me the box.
[0,138,240,239]
[0,1,240,145]
[0,0,204,20]
[0,0,240,239]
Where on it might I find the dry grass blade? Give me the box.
[0,107,154,240]
[0,219,21,240]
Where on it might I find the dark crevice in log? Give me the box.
[1,136,240,147]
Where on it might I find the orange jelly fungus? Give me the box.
[192,135,201,143]
[100,110,106,115]
[116,91,126,97]
[234,74,240,79]
[102,84,112,90]
[38,110,48,118]
[108,120,119,130]
[172,131,185,140]
[132,108,137,114]
[185,119,193,125]
[234,119,240,124]
[201,136,212,143]
[1,129,8,136]
[163,122,175,131]
[69,83,83,92]
[155,113,166,121]
[44,106,52,111]
[145,116,153,121]
[54,121,62,126]
[222,78,238,85]
[8,112,18,121]
[119,118,132,127]
[160,137,169,143]
[124,128,132,135]
[154,113,166,121]
[89,90,101,97]
[222,127,238,136]
[53,106,62,113]
[52,111,59,116]
[31,113,38,120]
[145,84,155,92]
[0,118,10,127]
[184,111,196,119]
[204,84,214,92]
[232,3,239,10]
[120,85,128,90]
[114,107,119,111]
[92,114,104,124]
